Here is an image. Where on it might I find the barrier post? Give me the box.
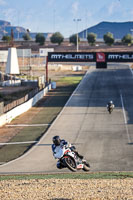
[96,62,107,68]
[46,56,48,85]
[96,52,107,68]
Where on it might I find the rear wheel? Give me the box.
[64,156,77,172]
[82,161,90,171]
[109,109,113,114]
[108,107,113,114]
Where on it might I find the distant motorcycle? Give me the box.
[107,105,114,114]
[56,146,90,172]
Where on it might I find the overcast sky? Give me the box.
[0,0,133,37]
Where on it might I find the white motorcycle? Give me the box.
[55,145,90,172]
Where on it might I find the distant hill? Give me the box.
[0,20,52,40]
[0,20,26,39]
[0,20,10,26]
[79,21,133,39]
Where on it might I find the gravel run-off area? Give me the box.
[0,178,133,200]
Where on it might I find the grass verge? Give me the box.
[0,172,133,181]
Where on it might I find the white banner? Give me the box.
[39,48,54,56]
[0,51,8,62]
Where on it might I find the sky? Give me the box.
[0,0,133,38]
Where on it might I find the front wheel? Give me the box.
[64,156,77,172]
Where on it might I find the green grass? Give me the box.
[0,74,84,163]
[17,75,39,80]
[0,172,133,181]
[59,76,83,85]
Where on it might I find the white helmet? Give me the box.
[110,101,113,104]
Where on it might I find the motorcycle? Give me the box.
[55,145,90,172]
[108,106,113,114]
[107,105,114,114]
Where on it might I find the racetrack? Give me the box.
[0,64,133,174]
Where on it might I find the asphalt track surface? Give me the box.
[0,64,133,174]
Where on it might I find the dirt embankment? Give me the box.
[0,179,133,200]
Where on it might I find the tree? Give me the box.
[103,32,114,46]
[22,33,31,41]
[2,35,11,43]
[87,32,97,46]
[122,34,132,46]
[50,32,64,45]
[69,34,80,45]
[35,33,45,45]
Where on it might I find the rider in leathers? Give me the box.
[107,100,115,112]
[52,135,83,169]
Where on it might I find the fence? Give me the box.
[0,83,51,127]
[1,87,39,114]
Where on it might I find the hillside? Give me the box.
[0,20,51,40]
[79,21,133,39]
[0,20,27,39]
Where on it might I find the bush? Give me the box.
[50,32,64,45]
[103,32,114,46]
[87,32,97,46]
[69,34,80,46]
[22,33,31,41]
[122,34,132,46]
[2,35,11,43]
[35,33,45,45]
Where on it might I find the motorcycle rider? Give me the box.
[107,100,115,112]
[52,135,83,169]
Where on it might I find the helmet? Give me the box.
[52,135,61,146]
[110,100,113,104]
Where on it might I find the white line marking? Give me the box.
[6,124,51,127]
[65,69,93,106]
[120,93,131,143]
[0,141,37,145]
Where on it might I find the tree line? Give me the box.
[1,31,133,46]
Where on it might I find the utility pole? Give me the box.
[53,9,56,33]
[73,19,81,52]
[10,29,14,47]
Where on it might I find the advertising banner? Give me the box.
[48,52,96,62]
[48,52,133,63]
[0,51,8,62]
[106,52,133,62]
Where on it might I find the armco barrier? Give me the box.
[0,84,51,127]
[0,80,21,87]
